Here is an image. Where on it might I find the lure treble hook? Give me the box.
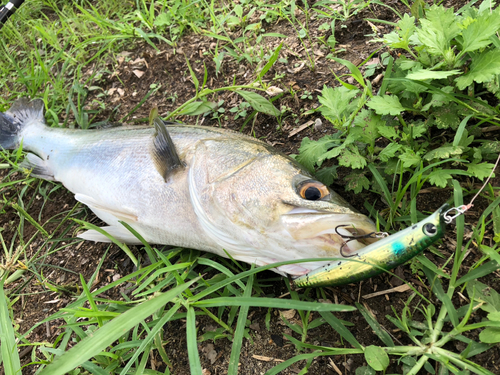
[335,224,389,258]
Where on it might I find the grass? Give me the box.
[0,0,499,374]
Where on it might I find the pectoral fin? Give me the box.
[74,193,138,222]
[150,109,183,182]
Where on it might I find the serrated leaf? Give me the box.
[352,109,383,144]
[384,14,417,51]
[421,86,454,111]
[417,5,461,56]
[379,143,401,162]
[377,125,399,140]
[236,90,280,116]
[412,122,427,138]
[364,346,389,371]
[398,150,421,167]
[366,95,404,116]
[406,69,461,80]
[424,145,463,160]
[428,169,452,187]
[466,280,500,314]
[318,86,359,126]
[296,135,342,171]
[467,162,495,180]
[345,172,370,193]
[461,9,500,53]
[338,147,367,169]
[456,49,500,90]
[315,166,338,186]
[433,105,461,129]
[479,327,500,343]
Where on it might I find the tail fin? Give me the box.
[0,98,45,150]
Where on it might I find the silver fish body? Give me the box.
[1,99,379,276]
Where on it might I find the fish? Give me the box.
[0,98,381,278]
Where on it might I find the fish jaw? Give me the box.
[293,204,448,287]
[260,210,381,275]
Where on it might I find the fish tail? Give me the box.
[0,98,45,150]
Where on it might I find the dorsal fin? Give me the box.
[150,109,183,182]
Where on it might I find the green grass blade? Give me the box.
[186,305,202,374]
[422,266,459,327]
[319,311,363,349]
[356,302,394,347]
[456,261,500,286]
[0,280,21,375]
[39,278,199,375]
[227,274,254,374]
[193,297,355,311]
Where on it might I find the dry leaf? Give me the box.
[133,70,145,78]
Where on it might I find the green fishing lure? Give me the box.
[294,204,449,287]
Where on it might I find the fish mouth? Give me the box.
[280,207,380,257]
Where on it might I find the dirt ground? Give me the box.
[2,1,500,374]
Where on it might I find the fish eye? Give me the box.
[423,223,438,237]
[297,180,330,201]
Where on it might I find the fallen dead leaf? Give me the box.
[133,70,145,78]
[252,355,284,363]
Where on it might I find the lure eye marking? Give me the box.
[423,223,438,237]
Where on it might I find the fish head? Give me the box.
[189,137,379,274]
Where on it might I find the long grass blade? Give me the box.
[0,280,21,375]
[39,277,199,375]
[186,305,202,374]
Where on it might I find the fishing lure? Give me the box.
[294,204,451,287]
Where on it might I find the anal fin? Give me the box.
[74,193,138,222]
[20,153,54,181]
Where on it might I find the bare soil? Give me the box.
[2,1,500,374]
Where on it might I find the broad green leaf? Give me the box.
[352,109,383,145]
[366,95,404,116]
[461,9,500,53]
[467,162,495,180]
[379,143,401,162]
[412,122,427,138]
[421,86,454,111]
[417,5,460,56]
[384,14,417,51]
[399,150,421,168]
[316,165,338,185]
[488,312,500,321]
[318,85,359,126]
[377,125,399,140]
[434,105,461,129]
[406,69,460,80]
[364,345,389,371]
[355,366,376,375]
[456,49,500,90]
[178,101,217,116]
[466,280,500,314]
[479,327,500,343]
[424,145,463,160]
[345,172,370,193]
[296,135,342,171]
[428,170,452,188]
[338,147,367,169]
[236,90,280,117]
